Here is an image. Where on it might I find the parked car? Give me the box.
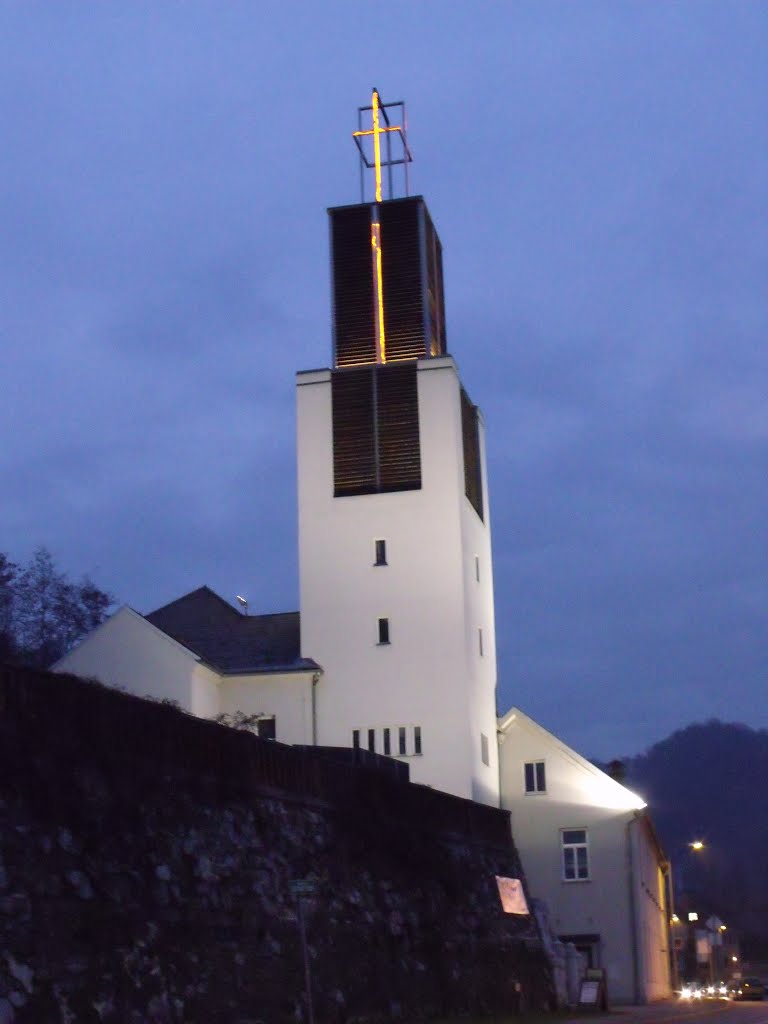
[732,977,766,1001]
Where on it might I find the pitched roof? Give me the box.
[498,705,646,811]
[145,586,318,674]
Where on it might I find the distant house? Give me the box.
[56,586,320,744]
[498,708,672,1005]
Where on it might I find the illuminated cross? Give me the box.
[351,90,413,364]
[352,88,405,203]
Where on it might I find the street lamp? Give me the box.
[689,840,704,851]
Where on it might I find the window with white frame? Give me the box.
[561,829,590,881]
[524,760,546,794]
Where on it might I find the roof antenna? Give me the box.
[235,595,248,616]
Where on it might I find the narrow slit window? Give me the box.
[398,726,407,755]
[374,539,387,566]
[481,733,490,766]
[378,617,390,644]
[475,555,480,582]
[478,627,484,656]
[414,726,422,755]
[383,727,391,755]
[367,728,376,753]
[352,729,360,749]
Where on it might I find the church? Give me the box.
[55,91,672,1004]
[58,90,499,808]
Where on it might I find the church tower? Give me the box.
[297,92,499,806]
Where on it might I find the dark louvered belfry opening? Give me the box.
[461,388,484,521]
[331,204,377,367]
[332,364,421,496]
[329,196,446,367]
[422,204,446,358]
[379,200,426,361]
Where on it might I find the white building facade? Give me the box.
[297,356,498,804]
[56,592,319,746]
[498,708,672,1004]
[295,191,499,806]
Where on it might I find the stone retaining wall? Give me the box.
[0,666,552,1023]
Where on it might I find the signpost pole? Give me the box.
[297,896,314,1024]
[290,881,316,1024]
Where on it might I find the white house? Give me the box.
[57,590,320,745]
[498,707,672,1004]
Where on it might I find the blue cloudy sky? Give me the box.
[1,2,765,759]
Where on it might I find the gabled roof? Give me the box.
[498,705,646,811]
[52,604,201,671]
[145,586,319,674]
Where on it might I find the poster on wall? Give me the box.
[495,876,530,915]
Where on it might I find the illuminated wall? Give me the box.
[298,356,499,806]
[297,180,499,806]
[498,708,671,1004]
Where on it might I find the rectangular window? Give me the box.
[352,729,360,749]
[256,717,276,741]
[481,733,490,766]
[414,726,422,755]
[398,726,407,756]
[478,627,484,656]
[367,728,376,753]
[524,761,546,794]
[377,617,390,644]
[383,727,391,755]
[475,555,480,582]
[562,829,590,881]
[374,539,387,566]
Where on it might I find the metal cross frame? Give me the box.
[353,88,413,203]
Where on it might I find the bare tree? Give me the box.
[7,546,115,668]
[0,553,19,663]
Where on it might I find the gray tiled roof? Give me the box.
[145,586,318,674]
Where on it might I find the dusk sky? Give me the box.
[1,3,765,760]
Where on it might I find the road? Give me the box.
[566,999,768,1024]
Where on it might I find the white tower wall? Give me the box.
[297,356,499,805]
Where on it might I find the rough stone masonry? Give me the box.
[0,666,552,1023]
